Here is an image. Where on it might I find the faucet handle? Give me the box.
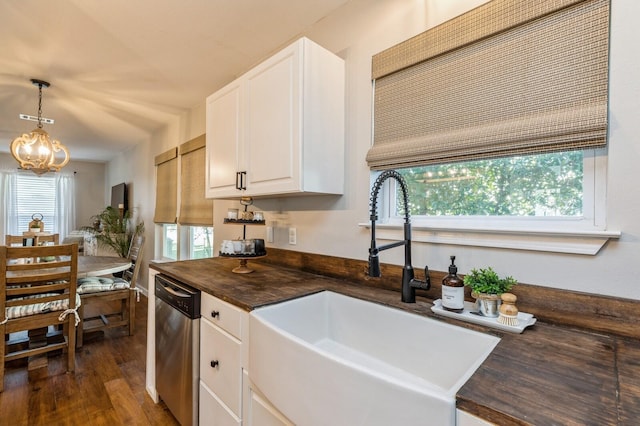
[423,265,431,286]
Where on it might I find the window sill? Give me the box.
[359,223,621,255]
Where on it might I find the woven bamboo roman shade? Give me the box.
[153,147,178,224]
[367,0,609,170]
[178,134,213,226]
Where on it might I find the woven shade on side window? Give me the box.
[367,0,609,170]
[153,147,178,224]
[178,134,213,226]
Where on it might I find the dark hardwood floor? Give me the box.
[1,295,180,426]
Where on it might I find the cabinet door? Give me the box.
[245,380,294,426]
[200,381,241,426]
[243,41,301,196]
[206,80,243,198]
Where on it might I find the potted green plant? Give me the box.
[83,206,144,258]
[463,267,517,317]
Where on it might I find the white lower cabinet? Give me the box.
[200,293,247,425]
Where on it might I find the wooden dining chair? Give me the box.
[35,233,60,246]
[76,234,144,347]
[5,235,30,247]
[1,243,80,392]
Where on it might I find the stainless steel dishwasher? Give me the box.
[155,274,201,426]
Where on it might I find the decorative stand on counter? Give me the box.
[430,299,537,333]
[220,197,266,274]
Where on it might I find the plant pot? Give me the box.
[472,291,502,317]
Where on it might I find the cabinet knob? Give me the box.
[211,310,220,318]
[210,360,219,368]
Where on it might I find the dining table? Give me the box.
[77,255,131,278]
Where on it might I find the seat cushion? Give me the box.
[5,293,82,320]
[77,276,130,294]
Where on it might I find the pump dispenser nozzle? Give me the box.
[449,256,458,274]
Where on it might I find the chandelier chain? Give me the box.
[37,82,43,129]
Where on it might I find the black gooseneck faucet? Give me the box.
[368,170,430,303]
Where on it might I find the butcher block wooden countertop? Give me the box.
[150,257,640,425]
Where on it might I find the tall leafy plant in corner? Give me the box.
[83,206,145,258]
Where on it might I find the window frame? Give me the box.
[157,223,213,261]
[363,148,620,255]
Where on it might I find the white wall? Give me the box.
[105,104,206,290]
[112,0,640,301]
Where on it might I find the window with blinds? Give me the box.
[178,134,213,226]
[154,136,214,261]
[366,0,609,230]
[15,173,56,232]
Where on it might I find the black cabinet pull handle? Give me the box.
[235,171,247,190]
[211,311,220,318]
[211,360,219,368]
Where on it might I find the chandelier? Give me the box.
[10,79,70,175]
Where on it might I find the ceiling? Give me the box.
[0,0,350,162]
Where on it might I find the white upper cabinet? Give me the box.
[206,37,345,199]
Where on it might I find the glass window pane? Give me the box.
[190,226,213,259]
[163,224,177,260]
[396,151,583,217]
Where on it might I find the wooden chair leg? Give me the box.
[1,323,5,393]
[67,315,76,372]
[76,304,84,349]
[129,291,135,336]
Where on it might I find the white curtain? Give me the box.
[1,170,18,238]
[54,173,76,241]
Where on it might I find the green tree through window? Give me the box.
[396,151,583,217]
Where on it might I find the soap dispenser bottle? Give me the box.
[442,255,464,313]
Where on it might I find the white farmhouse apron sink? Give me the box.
[249,291,500,426]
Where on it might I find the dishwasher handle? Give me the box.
[161,284,192,299]
[155,274,201,319]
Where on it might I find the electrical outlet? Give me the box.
[288,227,297,245]
[266,226,274,243]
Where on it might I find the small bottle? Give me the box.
[442,255,465,313]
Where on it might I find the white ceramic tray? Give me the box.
[431,299,536,334]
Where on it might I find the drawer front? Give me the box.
[200,318,242,415]
[201,292,243,339]
[199,381,241,426]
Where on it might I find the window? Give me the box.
[368,148,613,255]
[365,0,618,254]
[159,224,214,261]
[2,172,75,240]
[16,174,56,231]
[387,149,606,231]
